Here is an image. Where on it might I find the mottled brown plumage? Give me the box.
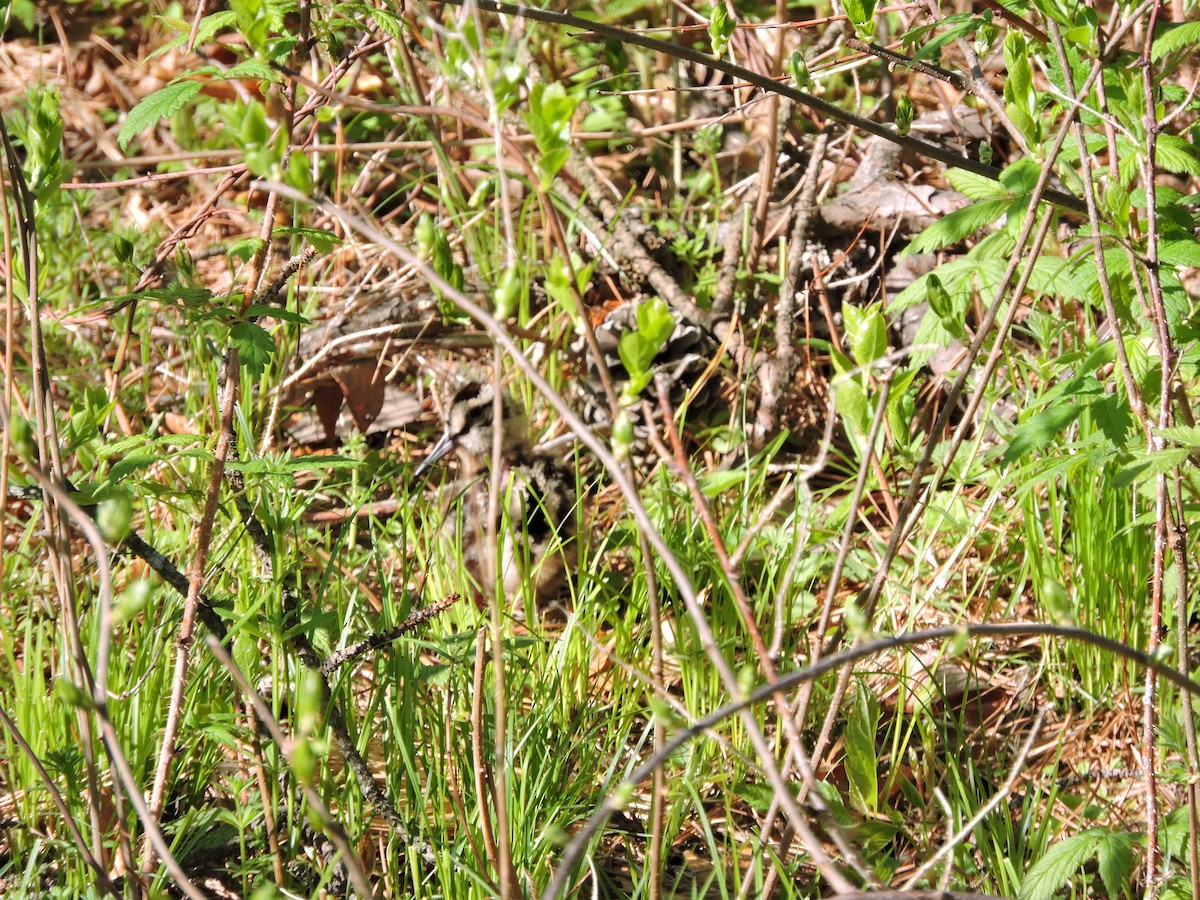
[419,382,578,612]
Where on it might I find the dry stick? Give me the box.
[1138,7,1171,895]
[0,707,122,900]
[251,181,859,895]
[564,151,703,325]
[447,0,1087,214]
[140,307,239,877]
[844,38,969,91]
[320,593,461,675]
[0,117,110,881]
[753,130,829,450]
[753,374,893,900]
[23,470,206,900]
[900,706,1050,889]
[139,186,282,878]
[470,627,504,895]
[650,381,881,889]
[554,620,1200,898]
[1170,468,1200,900]
[205,637,375,899]
[228,480,434,861]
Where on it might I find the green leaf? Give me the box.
[845,682,880,814]
[1096,830,1136,899]
[894,93,914,137]
[230,322,275,376]
[525,82,577,187]
[1003,32,1039,145]
[1002,402,1086,463]
[843,303,887,366]
[1156,425,1200,449]
[25,90,65,201]
[1152,21,1200,61]
[945,167,1008,200]
[1113,447,1190,489]
[1020,829,1105,900]
[1161,237,1200,268]
[842,0,877,40]
[371,6,406,41]
[902,198,1008,255]
[1156,135,1200,177]
[708,3,735,57]
[119,81,202,151]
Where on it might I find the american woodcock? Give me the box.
[417,381,578,612]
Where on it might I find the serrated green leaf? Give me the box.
[1161,237,1200,268]
[1003,401,1086,463]
[119,81,202,151]
[1157,135,1200,177]
[371,7,406,41]
[1113,447,1190,489]
[902,198,1008,255]
[1020,829,1105,900]
[224,59,277,82]
[230,321,275,376]
[1156,425,1200,448]
[1152,21,1200,61]
[1096,830,1136,899]
[945,168,1009,200]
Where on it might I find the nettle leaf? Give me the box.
[1020,828,1106,900]
[1113,447,1190,489]
[946,168,1009,201]
[1096,830,1137,899]
[1156,135,1200,177]
[902,198,1008,256]
[1162,237,1200,268]
[1156,425,1200,449]
[1152,21,1200,61]
[371,6,406,41]
[119,81,202,151]
[1002,395,1093,463]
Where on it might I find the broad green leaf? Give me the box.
[708,3,734,57]
[842,0,877,40]
[1096,830,1136,899]
[901,199,1008,255]
[1156,135,1200,177]
[844,303,888,365]
[845,682,880,814]
[1020,829,1105,900]
[1002,401,1086,463]
[119,81,202,151]
[1152,21,1200,61]
[230,321,275,376]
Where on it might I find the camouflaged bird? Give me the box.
[417,381,578,614]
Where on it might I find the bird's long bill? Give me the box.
[414,429,455,480]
